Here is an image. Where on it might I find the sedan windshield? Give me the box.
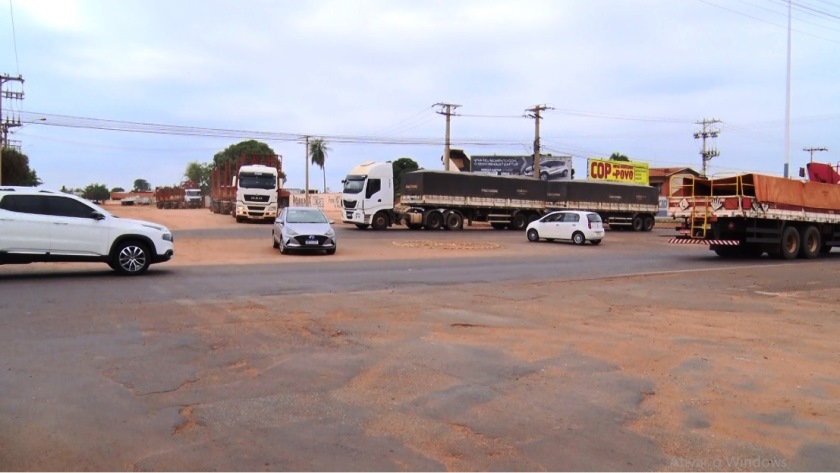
[287,209,328,224]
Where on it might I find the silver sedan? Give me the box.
[272,206,337,255]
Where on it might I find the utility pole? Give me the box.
[694,118,720,177]
[804,147,828,163]
[304,135,310,206]
[434,102,460,171]
[0,74,25,186]
[525,104,552,179]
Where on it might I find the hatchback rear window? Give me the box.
[586,213,602,223]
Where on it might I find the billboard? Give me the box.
[587,158,650,185]
[471,155,573,181]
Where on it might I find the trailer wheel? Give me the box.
[510,213,528,231]
[779,226,801,260]
[444,212,463,231]
[632,215,644,232]
[424,211,443,230]
[799,225,821,259]
[371,211,389,230]
[572,231,586,245]
[643,215,655,232]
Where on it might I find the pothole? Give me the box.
[392,240,501,250]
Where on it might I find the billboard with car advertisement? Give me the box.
[587,158,650,185]
[471,155,573,181]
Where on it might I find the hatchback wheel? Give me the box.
[527,228,540,242]
[112,241,151,275]
[572,231,586,245]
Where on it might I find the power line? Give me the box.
[696,0,840,43]
[8,0,20,74]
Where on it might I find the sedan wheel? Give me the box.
[272,231,279,248]
[527,228,540,242]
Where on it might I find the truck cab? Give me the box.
[234,164,279,222]
[342,161,394,229]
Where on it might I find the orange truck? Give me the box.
[668,162,840,259]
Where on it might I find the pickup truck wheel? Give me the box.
[371,212,389,230]
[779,226,800,260]
[527,228,540,242]
[112,241,150,275]
[572,231,586,245]
[632,215,644,232]
[799,225,820,259]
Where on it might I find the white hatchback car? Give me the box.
[526,210,604,245]
[0,187,174,275]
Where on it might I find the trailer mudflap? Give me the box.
[668,236,740,246]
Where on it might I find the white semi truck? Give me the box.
[234,164,280,222]
[342,161,659,231]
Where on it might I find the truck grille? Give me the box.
[343,199,356,209]
[245,194,269,203]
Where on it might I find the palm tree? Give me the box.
[309,138,330,193]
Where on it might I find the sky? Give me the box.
[1,0,838,192]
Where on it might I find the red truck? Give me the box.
[668,162,840,259]
[154,181,202,209]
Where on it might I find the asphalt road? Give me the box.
[1,225,839,471]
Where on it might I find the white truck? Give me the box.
[234,164,280,222]
[342,161,659,231]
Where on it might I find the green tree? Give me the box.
[309,138,330,193]
[609,152,630,162]
[1,148,42,186]
[213,140,277,168]
[82,183,110,202]
[111,186,125,193]
[184,161,212,194]
[133,178,151,192]
[392,157,420,198]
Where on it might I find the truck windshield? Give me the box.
[343,176,365,194]
[185,190,201,197]
[239,173,277,190]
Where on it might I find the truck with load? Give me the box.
[667,162,840,259]
[154,181,202,209]
[210,153,284,222]
[341,161,658,231]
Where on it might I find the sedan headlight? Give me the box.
[325,228,335,237]
[284,227,299,237]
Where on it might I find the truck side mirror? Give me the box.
[799,167,805,178]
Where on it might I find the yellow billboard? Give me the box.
[587,158,649,185]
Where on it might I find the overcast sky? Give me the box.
[1,0,838,191]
